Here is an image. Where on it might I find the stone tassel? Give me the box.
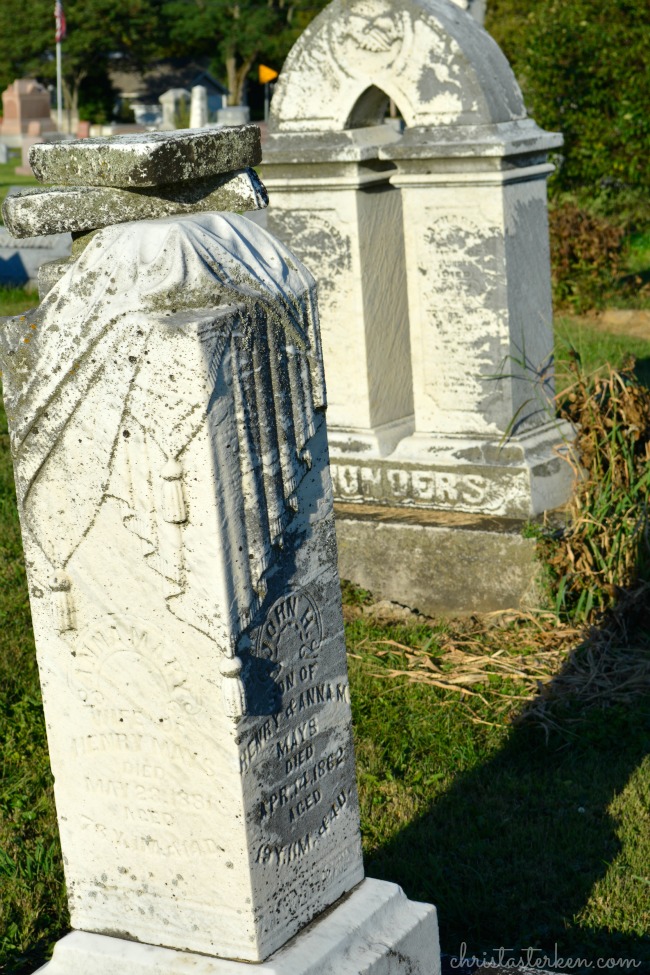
[50,571,75,633]
[161,458,187,524]
[266,319,300,509]
[158,458,186,593]
[220,650,247,720]
[230,331,271,600]
[252,323,287,545]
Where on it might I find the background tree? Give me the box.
[0,0,165,124]
[486,0,650,198]
[162,0,327,107]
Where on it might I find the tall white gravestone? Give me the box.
[1,129,440,973]
[263,0,572,614]
[190,84,209,128]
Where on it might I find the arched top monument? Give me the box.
[270,0,526,135]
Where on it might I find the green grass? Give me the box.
[0,162,39,221]
[0,378,68,974]
[626,230,650,277]
[555,316,650,390]
[0,288,39,319]
[1,287,649,973]
[349,628,650,962]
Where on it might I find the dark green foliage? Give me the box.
[487,0,650,196]
[538,357,650,623]
[161,0,327,106]
[0,0,166,125]
[549,202,625,311]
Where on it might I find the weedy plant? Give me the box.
[538,353,650,624]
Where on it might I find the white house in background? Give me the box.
[109,58,229,127]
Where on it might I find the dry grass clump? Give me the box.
[351,355,650,734]
[521,586,650,734]
[541,355,650,623]
[348,611,581,727]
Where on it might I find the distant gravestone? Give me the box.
[217,104,251,126]
[189,84,209,128]
[1,127,440,974]
[0,142,8,163]
[159,87,190,129]
[0,78,55,137]
[263,0,572,614]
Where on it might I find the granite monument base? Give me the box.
[35,880,440,975]
[334,504,551,616]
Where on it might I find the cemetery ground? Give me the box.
[1,287,649,973]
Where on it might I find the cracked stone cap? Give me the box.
[2,169,269,238]
[29,125,262,187]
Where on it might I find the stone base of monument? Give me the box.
[334,504,556,616]
[35,880,440,975]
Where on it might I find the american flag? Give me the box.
[54,0,66,42]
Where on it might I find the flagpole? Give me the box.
[56,40,63,131]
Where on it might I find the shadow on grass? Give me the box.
[361,630,650,971]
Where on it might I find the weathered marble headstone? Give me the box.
[0,128,439,973]
[159,88,190,130]
[262,0,572,614]
[218,105,251,126]
[0,78,55,139]
[190,84,209,128]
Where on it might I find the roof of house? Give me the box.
[109,58,229,102]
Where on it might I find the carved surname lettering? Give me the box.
[411,471,434,501]
[387,469,410,497]
[275,717,318,758]
[72,733,214,775]
[358,466,382,494]
[464,474,488,503]
[436,473,457,502]
[331,462,494,508]
[332,465,358,496]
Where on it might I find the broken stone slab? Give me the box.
[28,125,262,187]
[3,168,268,238]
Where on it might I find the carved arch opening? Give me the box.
[345,86,406,130]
